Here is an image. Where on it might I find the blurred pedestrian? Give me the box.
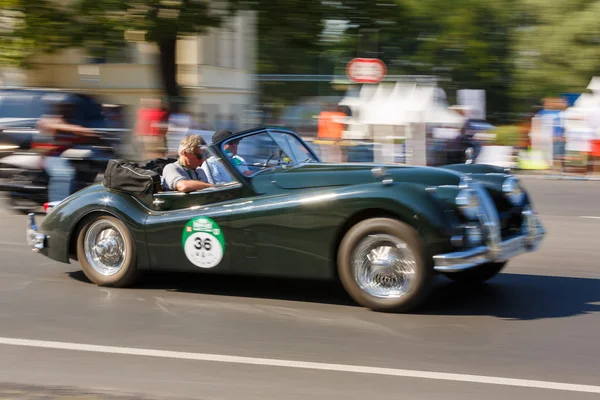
[134,98,169,160]
[36,98,99,202]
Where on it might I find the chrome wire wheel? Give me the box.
[351,234,417,299]
[83,220,127,276]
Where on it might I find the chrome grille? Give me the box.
[470,180,501,259]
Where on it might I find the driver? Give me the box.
[162,134,214,192]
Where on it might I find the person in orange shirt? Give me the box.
[591,129,600,173]
[318,105,347,140]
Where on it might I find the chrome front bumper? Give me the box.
[433,207,546,272]
[26,213,46,253]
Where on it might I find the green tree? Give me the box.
[513,0,600,107]
[0,0,76,67]
[254,0,331,105]
[326,0,419,66]
[75,0,233,109]
[256,0,420,105]
[1,0,237,109]
[404,0,515,121]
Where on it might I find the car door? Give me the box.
[144,181,253,273]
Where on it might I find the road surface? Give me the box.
[0,177,598,399]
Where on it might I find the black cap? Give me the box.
[212,129,233,143]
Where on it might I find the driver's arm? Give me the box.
[163,164,214,193]
[175,180,213,193]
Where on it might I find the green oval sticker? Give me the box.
[182,217,225,269]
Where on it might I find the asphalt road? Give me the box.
[0,177,599,400]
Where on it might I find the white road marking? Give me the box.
[580,216,600,219]
[0,337,599,394]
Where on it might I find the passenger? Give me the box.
[201,129,250,184]
[162,134,213,192]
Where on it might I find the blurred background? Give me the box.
[0,3,599,398]
[0,0,599,171]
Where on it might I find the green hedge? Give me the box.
[492,125,521,147]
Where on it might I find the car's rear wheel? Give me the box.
[76,215,141,287]
[443,261,507,284]
[337,218,433,312]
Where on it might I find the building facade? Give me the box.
[1,10,258,131]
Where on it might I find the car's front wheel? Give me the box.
[443,261,507,284]
[76,215,142,287]
[337,218,433,312]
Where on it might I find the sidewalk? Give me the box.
[513,169,600,181]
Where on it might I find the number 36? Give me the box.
[194,236,212,251]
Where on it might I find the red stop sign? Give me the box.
[346,58,387,83]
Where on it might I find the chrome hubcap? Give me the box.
[352,234,417,299]
[84,220,126,276]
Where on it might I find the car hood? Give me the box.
[265,163,462,190]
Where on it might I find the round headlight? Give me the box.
[502,176,525,206]
[456,188,480,220]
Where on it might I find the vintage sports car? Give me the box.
[27,127,545,312]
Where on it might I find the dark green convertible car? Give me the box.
[26,127,545,312]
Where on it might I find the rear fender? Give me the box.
[41,186,151,268]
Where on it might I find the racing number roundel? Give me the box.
[182,217,225,268]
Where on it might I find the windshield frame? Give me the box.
[217,128,321,179]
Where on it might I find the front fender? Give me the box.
[387,182,462,254]
[332,182,461,256]
[40,184,151,268]
[442,168,534,210]
[440,163,508,175]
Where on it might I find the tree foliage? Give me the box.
[513,0,600,106]
[0,0,76,67]
[254,0,331,103]
[1,0,236,109]
[405,0,515,119]
[1,0,599,117]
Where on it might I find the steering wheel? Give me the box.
[261,150,284,169]
[262,154,274,168]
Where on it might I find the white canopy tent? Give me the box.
[561,77,600,157]
[336,81,465,165]
[339,82,465,126]
[568,78,600,130]
[526,77,600,169]
[339,82,464,128]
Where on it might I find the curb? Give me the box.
[513,172,600,181]
[540,175,600,181]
